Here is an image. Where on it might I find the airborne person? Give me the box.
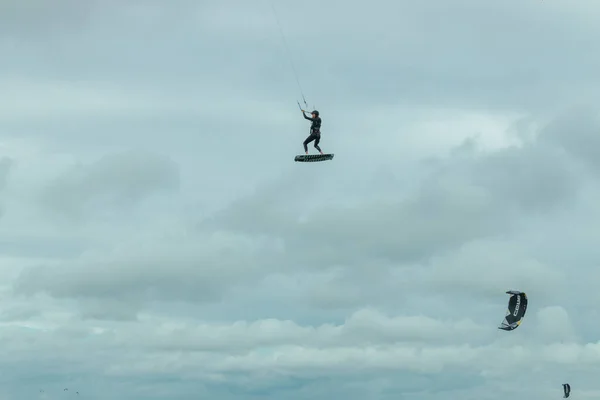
[301,109,323,155]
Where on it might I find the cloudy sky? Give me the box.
[2,0,600,398]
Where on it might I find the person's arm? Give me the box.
[301,110,314,121]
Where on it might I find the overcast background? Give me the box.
[1,0,600,399]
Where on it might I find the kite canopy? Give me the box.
[295,154,334,162]
[498,290,527,331]
[563,383,571,398]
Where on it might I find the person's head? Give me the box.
[311,110,319,118]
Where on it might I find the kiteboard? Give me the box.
[294,154,334,162]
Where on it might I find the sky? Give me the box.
[1,0,600,399]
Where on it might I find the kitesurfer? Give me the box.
[301,109,323,155]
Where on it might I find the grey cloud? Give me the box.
[1,0,598,114]
[421,238,565,300]
[106,308,487,353]
[0,0,96,39]
[468,141,580,213]
[13,109,589,319]
[39,150,179,221]
[0,156,14,220]
[212,110,584,268]
[0,156,13,189]
[77,298,142,321]
[538,107,600,174]
[14,230,281,310]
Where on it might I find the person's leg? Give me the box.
[313,135,323,154]
[303,134,316,154]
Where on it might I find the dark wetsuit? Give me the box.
[303,113,322,152]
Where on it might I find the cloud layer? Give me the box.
[2,0,600,399]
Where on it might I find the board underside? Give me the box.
[294,154,334,162]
